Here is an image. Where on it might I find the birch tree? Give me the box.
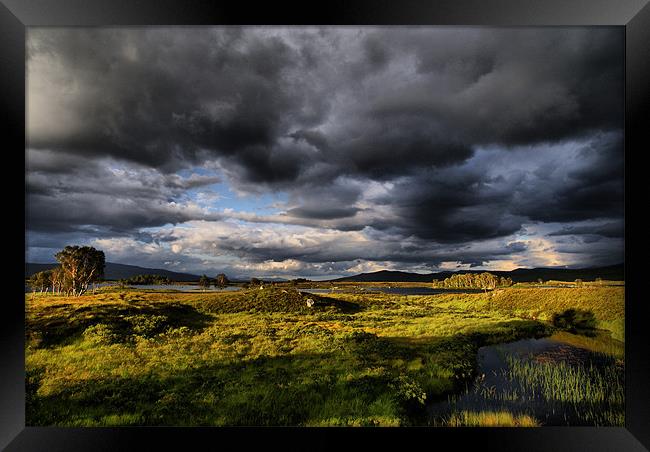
[54,246,105,296]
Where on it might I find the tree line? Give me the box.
[28,246,237,296]
[117,274,173,286]
[432,272,513,290]
[198,273,230,289]
[28,246,105,297]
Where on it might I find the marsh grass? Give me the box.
[505,355,623,405]
[431,336,624,427]
[502,352,624,426]
[441,410,540,427]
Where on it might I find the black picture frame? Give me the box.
[3,1,648,450]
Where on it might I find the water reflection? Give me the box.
[428,332,624,426]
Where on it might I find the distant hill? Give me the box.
[226,277,289,283]
[25,262,201,282]
[330,264,624,283]
[26,262,624,284]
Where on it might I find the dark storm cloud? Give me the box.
[281,177,365,220]
[398,28,622,147]
[548,221,624,239]
[28,28,622,180]
[514,131,624,224]
[27,192,220,234]
[380,131,622,243]
[552,236,624,267]
[375,164,526,242]
[362,35,390,71]
[28,28,331,176]
[27,155,220,199]
[27,153,222,234]
[26,27,624,267]
[506,241,529,253]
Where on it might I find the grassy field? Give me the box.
[25,284,624,427]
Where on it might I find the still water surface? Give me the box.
[106,283,242,292]
[427,332,624,426]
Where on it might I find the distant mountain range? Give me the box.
[25,262,292,283]
[330,264,624,283]
[25,262,201,282]
[26,262,624,283]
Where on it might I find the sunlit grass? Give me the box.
[25,284,624,426]
[442,410,540,427]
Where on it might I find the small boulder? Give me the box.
[306,298,315,307]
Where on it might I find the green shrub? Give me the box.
[159,326,191,340]
[552,309,597,332]
[124,314,169,338]
[391,375,427,406]
[82,323,119,345]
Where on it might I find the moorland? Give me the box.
[25,279,624,427]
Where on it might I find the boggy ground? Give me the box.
[25,285,624,426]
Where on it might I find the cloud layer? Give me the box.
[26,27,624,277]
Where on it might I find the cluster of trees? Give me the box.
[118,274,172,286]
[28,246,106,297]
[241,277,267,288]
[289,278,309,286]
[28,269,58,294]
[242,277,279,289]
[432,272,513,291]
[198,273,230,289]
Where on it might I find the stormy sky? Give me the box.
[25,27,624,279]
